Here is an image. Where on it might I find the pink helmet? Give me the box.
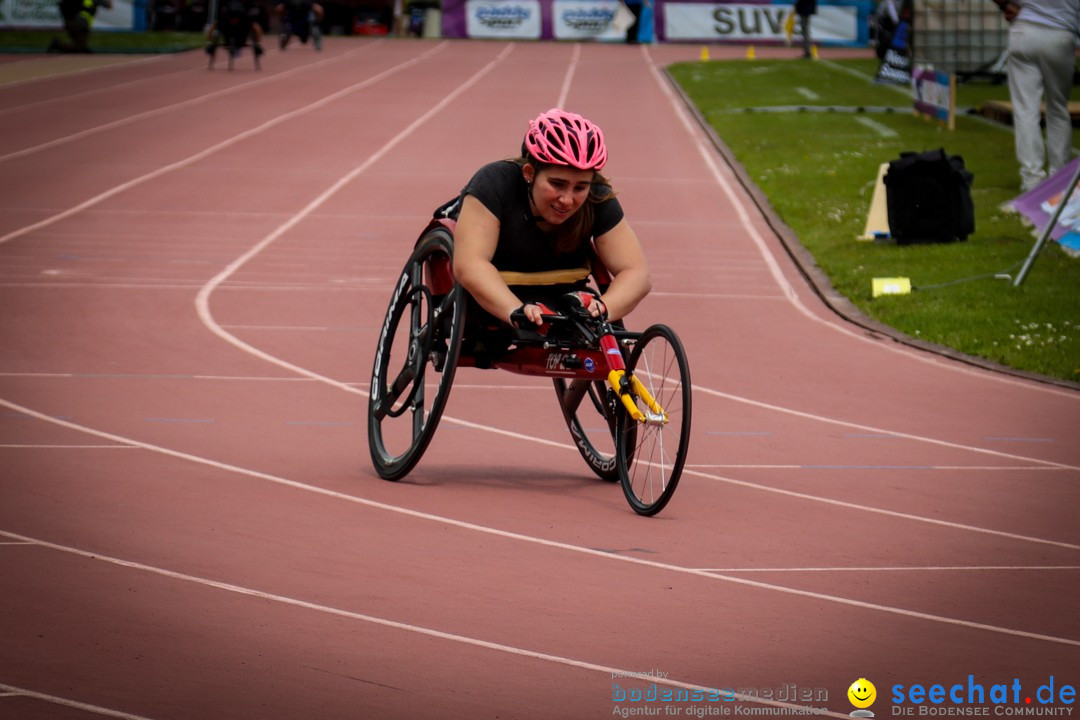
[523,109,608,171]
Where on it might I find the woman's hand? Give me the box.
[516,303,546,326]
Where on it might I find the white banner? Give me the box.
[552,0,626,40]
[0,0,134,28]
[664,2,858,43]
[465,0,543,38]
[1,0,61,26]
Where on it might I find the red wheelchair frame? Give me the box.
[367,217,692,516]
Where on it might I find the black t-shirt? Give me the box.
[457,160,624,274]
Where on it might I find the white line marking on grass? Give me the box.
[818,58,911,98]
[854,115,899,137]
[794,86,819,101]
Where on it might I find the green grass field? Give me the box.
[668,57,1080,385]
[0,29,204,53]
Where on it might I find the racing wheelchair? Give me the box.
[367,218,692,516]
[206,0,264,71]
[277,0,323,51]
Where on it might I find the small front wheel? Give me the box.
[367,228,464,480]
[616,324,692,516]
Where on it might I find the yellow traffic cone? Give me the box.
[746,45,756,60]
[810,44,819,59]
[700,46,710,61]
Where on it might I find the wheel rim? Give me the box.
[617,325,691,516]
[368,233,462,479]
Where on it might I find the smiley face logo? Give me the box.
[848,678,877,709]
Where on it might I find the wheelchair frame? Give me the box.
[207,15,262,71]
[367,218,692,516]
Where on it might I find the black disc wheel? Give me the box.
[615,324,692,516]
[554,378,623,482]
[368,228,464,480]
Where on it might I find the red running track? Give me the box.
[0,38,1077,720]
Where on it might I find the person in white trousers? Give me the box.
[994,0,1079,191]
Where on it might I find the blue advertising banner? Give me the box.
[440,0,872,44]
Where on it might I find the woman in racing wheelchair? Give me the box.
[370,109,691,515]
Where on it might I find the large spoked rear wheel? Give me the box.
[553,378,622,482]
[368,228,464,480]
[616,324,692,516]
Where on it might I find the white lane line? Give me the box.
[642,47,803,314]
[0,54,167,90]
[556,42,580,109]
[681,464,1080,551]
[691,383,1076,470]
[699,565,1080,573]
[0,41,446,248]
[0,533,853,719]
[1,397,1078,647]
[0,64,189,118]
[0,682,161,719]
[192,43,527,417]
[0,42,382,163]
[0,372,320,381]
[7,384,1074,549]
[0,444,136,449]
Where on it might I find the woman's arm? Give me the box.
[592,218,652,322]
[452,195,544,324]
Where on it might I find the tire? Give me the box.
[616,324,692,516]
[553,378,621,482]
[368,228,464,481]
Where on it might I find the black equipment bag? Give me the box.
[884,148,975,244]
